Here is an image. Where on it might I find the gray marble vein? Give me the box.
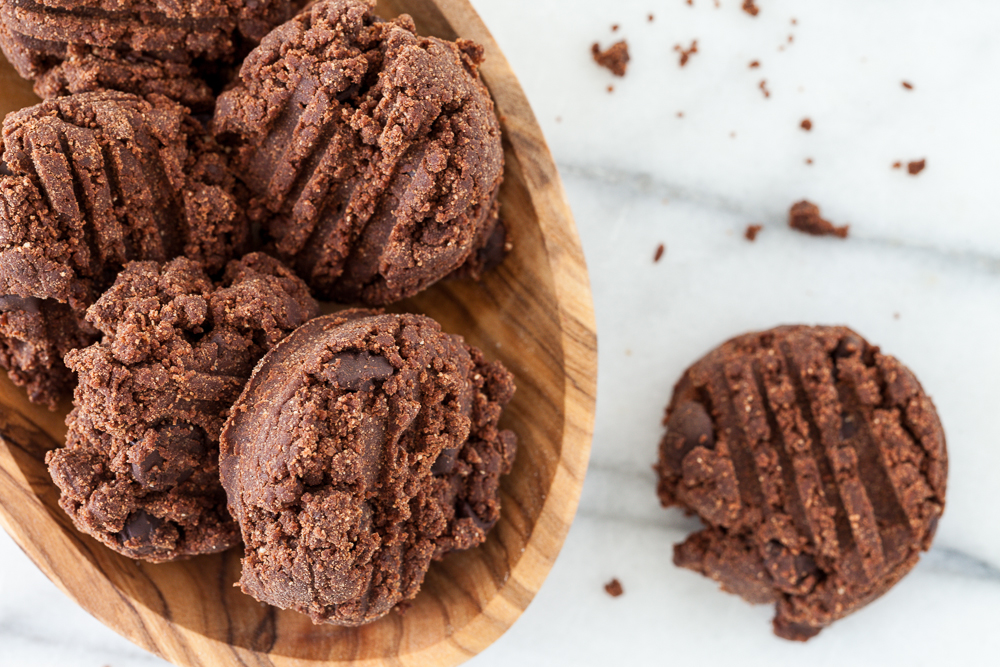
[560,162,1000,275]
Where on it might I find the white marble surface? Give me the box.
[3,0,1000,664]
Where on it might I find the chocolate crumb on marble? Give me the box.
[213,0,505,306]
[745,225,763,241]
[593,40,630,76]
[0,0,300,109]
[605,579,624,597]
[759,79,771,98]
[675,40,698,67]
[749,60,760,68]
[801,118,813,131]
[654,244,665,262]
[908,159,926,175]
[46,253,317,562]
[789,201,848,238]
[743,0,760,17]
[902,81,914,90]
[656,325,947,640]
[0,91,248,407]
[220,310,517,626]
[893,162,903,169]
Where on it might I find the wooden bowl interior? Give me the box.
[0,1,595,665]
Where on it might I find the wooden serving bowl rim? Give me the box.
[0,1,597,665]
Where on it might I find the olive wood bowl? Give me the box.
[0,1,597,665]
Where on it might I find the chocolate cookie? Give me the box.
[0,91,248,406]
[46,253,317,562]
[0,296,96,406]
[0,0,301,108]
[220,310,517,625]
[213,0,506,305]
[655,326,947,640]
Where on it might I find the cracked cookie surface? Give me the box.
[46,253,317,562]
[656,325,947,640]
[214,0,505,305]
[220,310,517,625]
[0,91,248,406]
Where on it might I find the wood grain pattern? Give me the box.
[0,1,597,665]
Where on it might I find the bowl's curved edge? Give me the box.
[0,0,597,665]
[397,1,597,665]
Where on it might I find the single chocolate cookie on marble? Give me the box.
[0,0,301,108]
[0,91,248,407]
[655,325,947,641]
[214,0,506,305]
[46,253,317,562]
[220,310,517,625]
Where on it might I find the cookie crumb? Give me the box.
[654,244,665,262]
[800,118,812,131]
[805,158,813,165]
[556,116,562,123]
[788,34,795,43]
[791,18,798,25]
[674,40,698,67]
[749,60,760,68]
[611,24,619,32]
[907,159,926,175]
[892,162,902,169]
[789,200,849,238]
[677,111,684,118]
[759,79,771,98]
[902,81,914,90]
[605,578,624,597]
[607,85,615,93]
[893,312,901,320]
[743,0,760,16]
[648,13,655,22]
[592,41,630,76]
[745,224,763,241]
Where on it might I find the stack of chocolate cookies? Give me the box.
[0,0,517,626]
